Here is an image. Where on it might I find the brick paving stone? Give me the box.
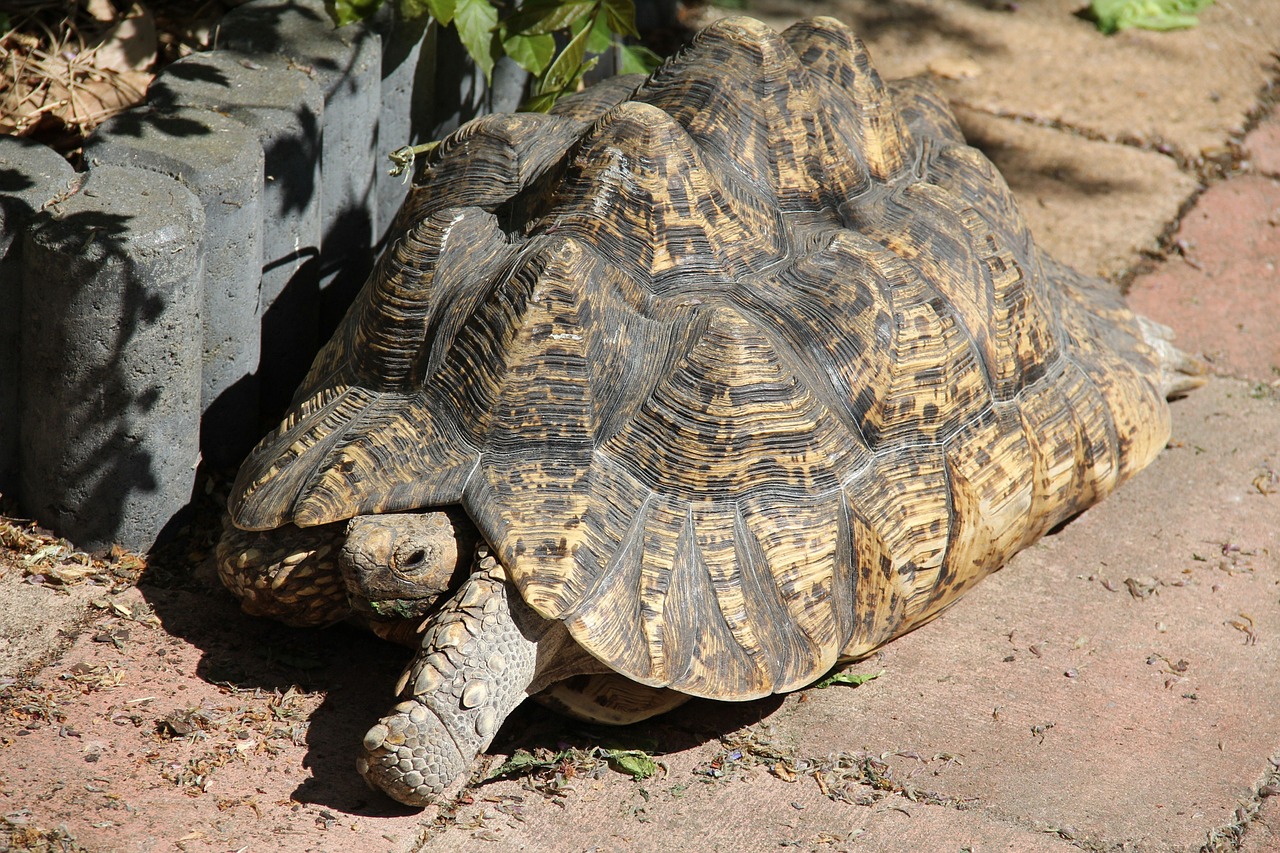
[1244,104,1280,179]
[1128,175,1280,384]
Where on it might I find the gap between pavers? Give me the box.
[1245,103,1280,179]
[1242,791,1280,852]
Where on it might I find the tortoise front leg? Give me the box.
[358,547,607,806]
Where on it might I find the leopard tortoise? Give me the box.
[217,15,1203,806]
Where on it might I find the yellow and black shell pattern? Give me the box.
[229,16,1172,700]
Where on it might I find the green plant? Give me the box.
[329,0,661,110]
[1087,0,1216,34]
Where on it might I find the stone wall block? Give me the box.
[220,0,383,336]
[371,9,430,246]
[149,51,324,418]
[20,166,204,552]
[86,107,266,467]
[0,137,77,503]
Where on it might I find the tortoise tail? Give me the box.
[1134,315,1208,399]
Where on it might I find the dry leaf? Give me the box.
[927,56,983,81]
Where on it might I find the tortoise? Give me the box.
[217,15,1203,806]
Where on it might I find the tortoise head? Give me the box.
[340,511,478,622]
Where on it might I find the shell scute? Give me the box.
[546,100,785,290]
[398,112,582,228]
[782,16,913,182]
[635,17,832,213]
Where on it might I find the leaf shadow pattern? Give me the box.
[20,190,199,548]
[0,166,38,196]
[1,165,42,499]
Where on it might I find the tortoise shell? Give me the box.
[229,16,1174,701]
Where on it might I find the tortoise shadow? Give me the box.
[137,545,419,816]
[137,546,781,817]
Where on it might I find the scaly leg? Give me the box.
[358,546,607,805]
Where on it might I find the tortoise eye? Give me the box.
[402,549,427,569]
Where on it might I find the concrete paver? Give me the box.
[0,554,105,678]
[955,107,1197,279]
[416,765,1086,852]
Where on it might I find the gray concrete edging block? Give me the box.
[219,0,384,337]
[0,0,555,551]
[85,107,266,468]
[0,137,76,506]
[148,49,326,419]
[19,165,205,552]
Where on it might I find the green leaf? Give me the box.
[536,13,594,94]
[602,0,639,37]
[396,0,431,22]
[329,0,385,26]
[424,0,457,25]
[619,43,661,75]
[454,0,499,80]
[523,91,561,112]
[502,31,556,75]
[604,748,660,780]
[585,10,613,55]
[1088,0,1214,34]
[814,668,884,689]
[491,749,544,777]
[504,0,597,36]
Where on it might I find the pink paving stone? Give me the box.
[1127,175,1280,384]
[1244,104,1280,178]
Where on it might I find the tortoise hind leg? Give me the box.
[358,547,610,806]
[533,676,689,725]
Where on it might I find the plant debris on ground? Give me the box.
[0,516,145,590]
[0,0,238,156]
